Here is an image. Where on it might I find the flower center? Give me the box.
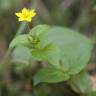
[23,13,29,18]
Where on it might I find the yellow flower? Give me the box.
[15,8,36,22]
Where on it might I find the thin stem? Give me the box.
[27,23,31,31]
[1,22,31,89]
[16,22,27,36]
[2,22,27,65]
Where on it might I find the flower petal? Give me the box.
[15,12,22,17]
[18,18,24,21]
[26,17,32,22]
[30,10,36,17]
[22,8,28,13]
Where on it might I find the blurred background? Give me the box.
[0,0,96,96]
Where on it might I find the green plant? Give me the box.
[9,23,93,96]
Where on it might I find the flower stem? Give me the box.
[27,23,31,31]
[16,22,27,36]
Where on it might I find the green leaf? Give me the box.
[34,84,52,96]
[9,35,30,48]
[86,91,96,96]
[29,24,50,37]
[34,67,70,85]
[39,26,93,74]
[12,47,32,64]
[69,71,92,93]
[32,44,61,69]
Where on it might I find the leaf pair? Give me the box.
[10,25,93,90]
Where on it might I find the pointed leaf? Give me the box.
[9,35,31,48]
[29,24,50,37]
[34,67,70,85]
[69,71,92,93]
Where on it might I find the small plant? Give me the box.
[1,7,94,96]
